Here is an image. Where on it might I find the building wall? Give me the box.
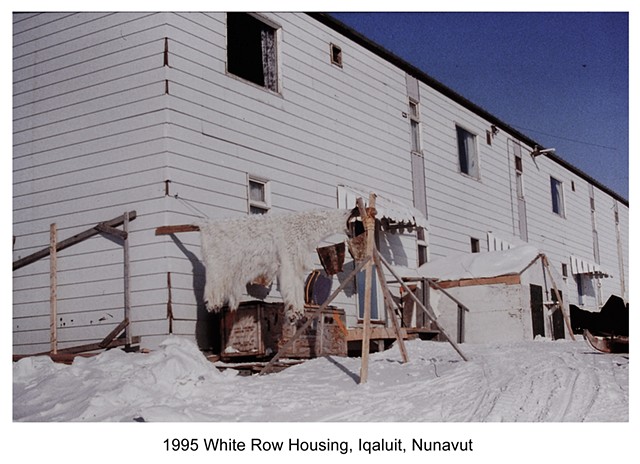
[12,12,173,354]
[416,76,628,312]
[13,12,629,353]
[155,12,422,337]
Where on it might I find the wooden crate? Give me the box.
[221,302,347,360]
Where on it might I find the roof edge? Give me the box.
[307,12,628,206]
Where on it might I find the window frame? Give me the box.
[226,12,281,93]
[455,125,480,179]
[550,176,565,217]
[409,99,421,154]
[247,175,271,215]
[330,43,343,67]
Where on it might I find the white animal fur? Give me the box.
[199,209,350,316]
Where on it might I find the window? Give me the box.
[356,267,380,320]
[456,126,479,178]
[417,228,428,266]
[330,43,342,67]
[550,177,565,217]
[248,177,271,214]
[227,13,278,92]
[409,100,421,153]
[470,237,481,253]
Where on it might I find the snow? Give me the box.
[397,245,542,281]
[13,335,628,422]
[9,336,634,462]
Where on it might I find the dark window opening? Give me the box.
[456,125,479,178]
[470,237,481,253]
[330,43,342,67]
[227,13,278,91]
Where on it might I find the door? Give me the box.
[530,284,545,338]
[551,290,565,340]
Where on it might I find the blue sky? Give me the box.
[330,12,629,200]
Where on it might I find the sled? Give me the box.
[584,329,629,354]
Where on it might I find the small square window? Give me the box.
[330,43,342,67]
[456,126,479,178]
[248,177,271,214]
[562,263,568,278]
[470,237,481,253]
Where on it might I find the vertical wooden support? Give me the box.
[541,255,576,341]
[359,194,377,384]
[260,256,371,375]
[50,223,58,355]
[373,253,409,363]
[123,211,132,346]
[377,251,469,362]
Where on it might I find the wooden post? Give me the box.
[260,256,372,375]
[541,255,576,341]
[373,252,409,363]
[123,212,132,346]
[376,250,468,361]
[358,194,377,384]
[50,223,58,355]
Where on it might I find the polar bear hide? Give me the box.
[199,209,350,317]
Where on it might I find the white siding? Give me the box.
[12,12,171,354]
[13,12,628,353]
[157,12,419,332]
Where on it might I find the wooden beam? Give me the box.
[373,251,409,363]
[347,327,408,342]
[123,212,132,346]
[13,211,137,271]
[50,223,58,355]
[259,255,372,375]
[155,224,200,235]
[358,194,376,384]
[13,336,141,361]
[541,255,576,341]
[95,223,128,240]
[376,250,469,362]
[435,274,521,289]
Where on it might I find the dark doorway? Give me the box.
[530,284,545,338]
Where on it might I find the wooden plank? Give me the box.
[377,250,469,362]
[358,195,376,384]
[155,224,200,235]
[123,212,131,345]
[50,223,58,355]
[373,250,409,363]
[13,211,137,271]
[98,318,130,349]
[347,327,408,342]
[13,336,141,360]
[435,274,521,289]
[95,223,128,239]
[541,255,576,341]
[259,255,371,375]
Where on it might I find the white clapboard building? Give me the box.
[13,12,628,354]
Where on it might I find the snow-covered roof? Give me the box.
[337,185,429,229]
[398,245,542,281]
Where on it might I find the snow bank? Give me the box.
[13,335,628,422]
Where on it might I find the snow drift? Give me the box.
[13,336,628,422]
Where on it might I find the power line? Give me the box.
[511,125,619,151]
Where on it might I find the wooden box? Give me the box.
[221,302,347,359]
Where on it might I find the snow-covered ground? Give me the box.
[13,336,628,422]
[10,336,632,462]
